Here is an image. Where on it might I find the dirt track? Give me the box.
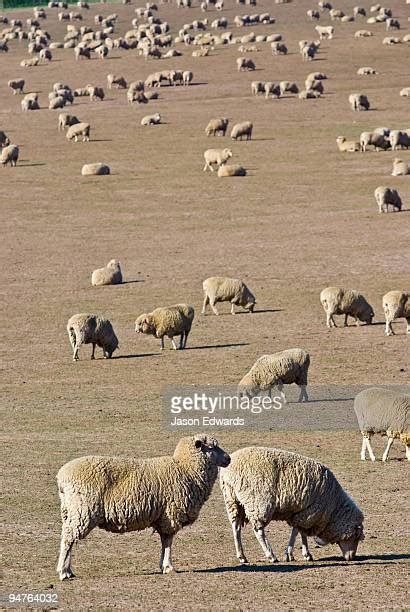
[1,0,409,608]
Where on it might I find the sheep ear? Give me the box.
[195,439,202,449]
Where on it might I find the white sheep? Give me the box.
[202,277,255,315]
[349,93,370,111]
[135,304,195,350]
[320,287,374,327]
[203,148,232,171]
[66,122,90,142]
[383,290,410,336]
[315,25,334,39]
[205,118,229,137]
[359,131,389,152]
[374,186,402,213]
[389,130,410,151]
[400,87,410,97]
[57,435,230,579]
[0,144,19,167]
[8,79,25,94]
[391,158,409,176]
[21,94,40,111]
[218,164,247,177]
[67,313,119,361]
[354,388,409,461]
[336,136,360,152]
[49,96,66,110]
[91,259,122,285]
[141,113,161,126]
[357,66,377,75]
[220,447,364,564]
[230,121,253,141]
[58,113,80,131]
[82,163,111,176]
[238,348,310,403]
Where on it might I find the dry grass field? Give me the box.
[1,0,409,609]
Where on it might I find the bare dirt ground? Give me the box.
[1,0,409,609]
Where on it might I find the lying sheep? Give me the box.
[360,131,389,152]
[67,313,119,361]
[220,447,364,564]
[203,148,232,171]
[58,113,80,131]
[320,287,374,327]
[391,158,409,176]
[382,36,400,45]
[0,144,19,167]
[91,259,122,285]
[231,121,253,141]
[374,186,402,213]
[236,57,255,71]
[336,136,360,152]
[354,388,409,461]
[57,436,230,580]
[238,348,310,403]
[20,57,40,68]
[389,130,410,151]
[218,164,246,177]
[400,87,410,97]
[205,118,229,137]
[202,277,255,315]
[298,89,321,99]
[135,304,195,350]
[357,66,377,75]
[141,113,161,126]
[82,163,110,176]
[383,290,410,336]
[66,122,90,142]
[8,79,25,94]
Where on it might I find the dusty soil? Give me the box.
[1,0,409,609]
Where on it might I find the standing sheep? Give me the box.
[389,130,410,151]
[374,186,402,213]
[0,144,19,167]
[182,70,193,85]
[360,131,389,152]
[320,287,374,328]
[107,74,127,89]
[58,113,80,131]
[0,131,11,147]
[205,118,229,137]
[57,435,230,579]
[238,348,310,403]
[203,148,232,171]
[66,122,90,142]
[220,447,364,564]
[236,57,255,71]
[349,93,370,111]
[135,304,195,350]
[202,277,255,315]
[91,259,122,286]
[231,121,253,141]
[67,313,119,361]
[49,96,66,110]
[8,79,25,94]
[383,290,410,336]
[354,388,409,461]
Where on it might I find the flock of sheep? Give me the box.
[1,0,408,584]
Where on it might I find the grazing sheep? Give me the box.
[49,96,66,110]
[67,313,119,361]
[318,1,332,9]
[8,79,25,94]
[205,118,229,137]
[389,130,410,151]
[307,9,320,20]
[271,41,288,55]
[0,131,11,147]
[231,121,253,141]
[203,148,232,171]
[220,447,364,564]
[236,57,255,71]
[383,290,410,336]
[88,86,105,102]
[357,66,377,75]
[302,44,317,60]
[264,82,281,99]
[238,348,310,403]
[141,113,161,126]
[279,81,299,96]
[135,304,194,350]
[307,79,324,94]
[82,163,110,176]
[359,131,390,152]
[21,95,40,111]
[58,113,80,131]
[391,158,409,176]
[374,186,402,213]
[57,435,230,580]
[182,70,193,85]
[349,93,370,111]
[353,6,366,17]
[39,48,52,62]
[91,259,122,286]
[66,122,90,142]
[354,388,409,461]
[202,277,255,315]
[320,287,374,328]
[107,74,127,89]
[0,144,19,167]
[74,46,91,60]
[217,164,247,177]
[386,18,400,30]
[336,136,360,152]
[251,81,265,96]
[315,25,334,39]
[329,8,344,19]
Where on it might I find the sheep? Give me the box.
[271,41,287,55]
[88,86,105,102]
[20,58,39,67]
[91,259,122,285]
[320,287,374,328]
[391,158,409,176]
[202,277,255,315]
[205,118,229,137]
[49,96,66,110]
[238,348,310,403]
[67,313,118,361]
[217,165,246,177]
[279,81,299,96]
[8,79,25,94]
[298,89,321,99]
[203,148,232,172]
[357,66,377,75]
[141,113,161,126]
[383,290,410,336]
[58,113,80,131]
[318,1,332,9]
[302,44,316,60]
[386,18,400,30]
[135,304,194,350]
[382,36,400,45]
[66,122,90,142]
[220,447,365,565]
[329,8,344,19]
[39,48,52,62]
[353,6,366,17]
[389,130,410,151]
[354,388,409,461]
[264,82,281,99]
[231,121,253,141]
[57,435,230,580]
[307,79,324,94]
[0,131,10,147]
[307,9,320,20]
[336,136,360,152]
[0,144,19,167]
[315,25,334,39]
[21,94,40,111]
[182,70,193,86]
[251,81,265,96]
[354,30,373,37]
[359,131,389,152]
[74,45,90,60]
[107,74,127,89]
[82,163,110,176]
[349,93,370,111]
[374,186,402,213]
[400,87,410,97]
[236,57,255,71]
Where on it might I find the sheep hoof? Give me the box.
[268,555,278,563]
[303,553,313,561]
[162,565,174,574]
[59,569,75,581]
[284,553,294,562]
[238,556,249,564]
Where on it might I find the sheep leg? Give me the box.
[57,533,75,580]
[364,435,376,462]
[160,336,165,350]
[301,533,313,561]
[406,318,410,334]
[360,436,368,460]
[385,319,394,336]
[232,518,248,564]
[159,533,174,574]
[406,444,410,461]
[382,437,394,462]
[210,300,219,316]
[182,330,189,349]
[298,385,308,402]
[178,333,184,350]
[91,343,96,360]
[284,527,298,561]
[203,161,210,172]
[201,293,209,314]
[171,337,178,350]
[69,329,79,361]
[230,302,236,315]
[344,314,349,327]
[253,527,278,563]
[276,382,287,405]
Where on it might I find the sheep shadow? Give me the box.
[185,342,250,350]
[121,280,145,284]
[238,308,283,315]
[91,139,113,143]
[113,353,161,360]
[303,397,355,403]
[19,162,46,167]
